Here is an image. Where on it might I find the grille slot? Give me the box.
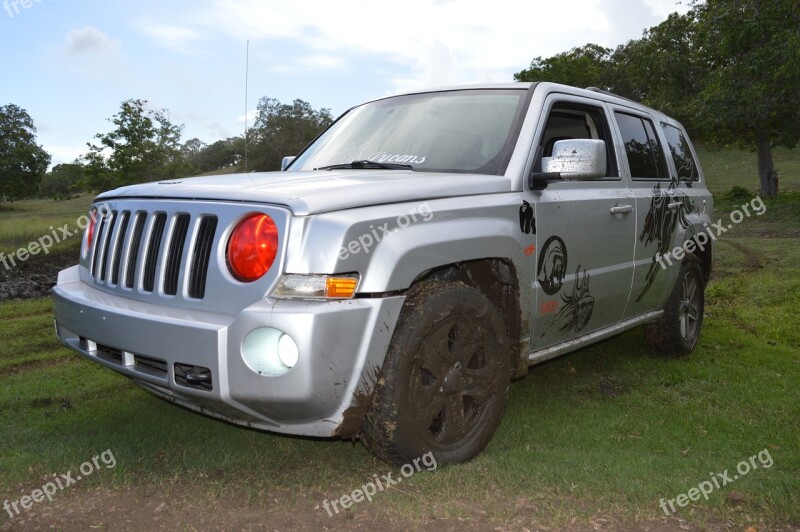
[188,217,218,299]
[164,214,191,296]
[134,355,168,377]
[91,213,108,279]
[143,213,167,293]
[96,343,123,365]
[99,212,117,282]
[125,213,146,289]
[110,212,130,286]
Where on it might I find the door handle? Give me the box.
[610,205,634,215]
[667,202,682,211]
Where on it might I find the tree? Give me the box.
[198,138,243,173]
[248,98,333,172]
[83,99,190,190]
[0,104,51,201]
[40,163,85,200]
[690,0,800,197]
[181,138,207,173]
[514,44,613,89]
[606,13,702,126]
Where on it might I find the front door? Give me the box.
[526,96,636,350]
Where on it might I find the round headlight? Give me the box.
[226,213,279,282]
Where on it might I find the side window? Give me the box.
[662,124,699,181]
[614,112,670,179]
[537,102,618,178]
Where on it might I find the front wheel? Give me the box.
[644,255,705,356]
[361,281,512,466]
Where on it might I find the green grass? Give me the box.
[0,149,798,528]
[0,195,93,254]
[698,145,800,197]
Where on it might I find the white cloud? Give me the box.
[138,23,203,54]
[47,144,87,166]
[65,27,118,55]
[641,0,691,19]
[297,53,347,71]
[194,0,613,90]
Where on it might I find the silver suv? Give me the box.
[53,82,713,465]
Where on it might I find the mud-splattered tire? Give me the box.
[644,255,705,357]
[361,281,512,466]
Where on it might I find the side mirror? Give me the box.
[281,156,296,171]
[530,139,606,189]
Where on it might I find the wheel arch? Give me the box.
[412,258,525,378]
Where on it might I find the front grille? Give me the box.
[88,209,218,300]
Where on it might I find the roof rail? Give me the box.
[585,86,639,104]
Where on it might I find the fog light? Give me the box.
[241,328,298,377]
[277,334,299,368]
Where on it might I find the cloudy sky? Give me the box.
[0,0,688,167]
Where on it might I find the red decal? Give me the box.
[540,300,559,315]
[524,245,536,257]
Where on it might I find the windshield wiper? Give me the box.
[314,160,414,171]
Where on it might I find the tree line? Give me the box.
[0,96,333,202]
[514,0,799,198]
[1,0,797,201]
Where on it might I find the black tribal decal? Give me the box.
[537,235,567,296]
[519,200,535,234]
[636,178,697,302]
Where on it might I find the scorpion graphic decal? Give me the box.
[636,177,697,302]
[541,266,594,337]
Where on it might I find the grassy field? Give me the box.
[0,150,798,529]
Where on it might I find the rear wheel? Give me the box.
[644,255,705,356]
[361,281,512,466]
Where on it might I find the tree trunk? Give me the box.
[756,131,779,198]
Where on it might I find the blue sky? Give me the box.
[0,0,688,167]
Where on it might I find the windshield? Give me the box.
[289,89,529,175]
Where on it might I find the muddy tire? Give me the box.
[361,281,512,466]
[644,255,705,357]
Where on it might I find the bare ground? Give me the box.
[4,485,794,532]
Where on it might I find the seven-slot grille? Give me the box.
[88,209,218,299]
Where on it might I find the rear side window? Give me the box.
[614,112,669,179]
[662,124,699,181]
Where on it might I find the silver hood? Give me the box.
[96,170,514,215]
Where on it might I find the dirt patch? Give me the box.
[0,485,795,531]
[0,246,79,302]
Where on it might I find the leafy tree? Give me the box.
[40,163,85,200]
[83,99,190,190]
[690,0,800,197]
[248,98,333,172]
[181,138,207,173]
[607,13,702,125]
[198,138,243,173]
[514,44,613,89]
[0,104,51,201]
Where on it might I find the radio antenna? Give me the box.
[244,40,250,173]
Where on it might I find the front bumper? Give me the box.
[53,265,405,437]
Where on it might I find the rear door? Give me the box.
[610,108,704,318]
[525,94,636,350]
